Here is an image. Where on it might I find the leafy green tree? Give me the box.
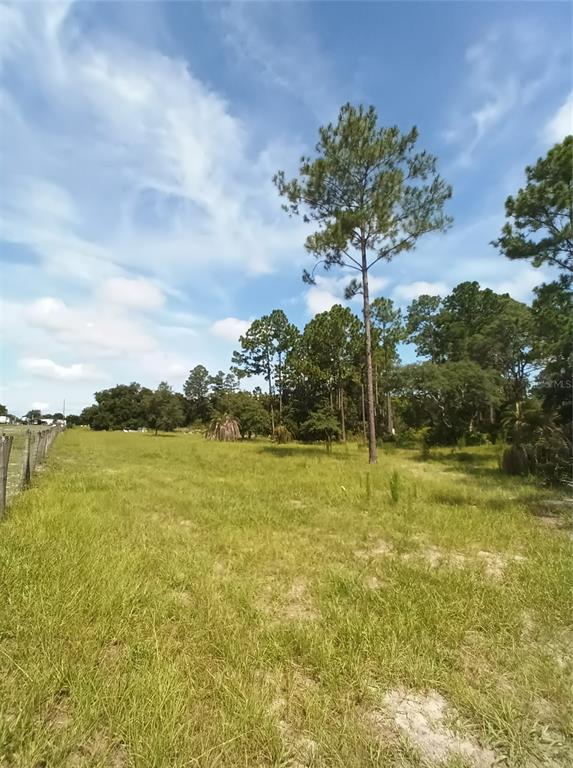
[408,283,534,416]
[493,136,573,274]
[397,361,501,443]
[146,382,185,434]
[299,305,362,440]
[232,310,299,431]
[228,391,270,439]
[371,297,405,434]
[531,277,573,429]
[82,383,149,431]
[0,404,7,417]
[300,406,341,448]
[183,365,211,424]
[25,409,42,421]
[275,103,452,462]
[406,294,444,362]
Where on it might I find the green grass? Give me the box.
[0,431,571,767]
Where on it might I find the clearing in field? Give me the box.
[0,430,571,767]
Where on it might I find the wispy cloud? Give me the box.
[215,1,340,123]
[0,2,306,293]
[542,91,573,144]
[445,22,564,166]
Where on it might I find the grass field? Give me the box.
[0,430,571,767]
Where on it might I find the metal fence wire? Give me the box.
[0,426,63,515]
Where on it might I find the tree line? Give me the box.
[70,107,570,482]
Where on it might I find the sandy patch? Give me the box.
[370,688,497,767]
[258,579,318,623]
[99,640,122,667]
[268,671,319,767]
[476,550,526,579]
[355,539,394,559]
[167,588,193,605]
[357,541,526,579]
[66,730,127,767]
[45,690,73,732]
[363,575,386,591]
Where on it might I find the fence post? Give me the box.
[21,429,32,490]
[0,434,14,516]
[37,431,46,466]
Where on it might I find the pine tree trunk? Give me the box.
[361,383,367,442]
[361,251,377,464]
[340,385,346,442]
[277,353,283,422]
[268,377,275,434]
[387,392,394,434]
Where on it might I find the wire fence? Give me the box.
[0,425,64,515]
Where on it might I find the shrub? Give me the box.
[501,445,532,476]
[273,425,293,444]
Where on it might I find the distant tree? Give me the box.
[83,383,148,431]
[0,404,7,417]
[299,304,362,440]
[300,406,341,449]
[371,297,405,434]
[232,310,299,431]
[25,409,42,421]
[493,136,573,274]
[397,361,501,443]
[183,365,211,424]
[51,412,65,420]
[275,103,452,462]
[65,414,82,426]
[146,382,185,435]
[531,277,573,429]
[229,391,270,439]
[406,294,444,362]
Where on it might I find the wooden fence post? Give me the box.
[21,429,31,489]
[0,434,14,516]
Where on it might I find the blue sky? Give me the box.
[1,1,572,415]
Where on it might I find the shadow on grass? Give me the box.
[405,448,505,482]
[258,445,346,460]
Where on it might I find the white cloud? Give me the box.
[304,273,389,315]
[368,275,390,294]
[393,281,448,303]
[543,92,573,144]
[210,317,251,342]
[25,296,156,357]
[100,277,165,310]
[306,285,340,315]
[19,358,103,381]
[487,265,548,302]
